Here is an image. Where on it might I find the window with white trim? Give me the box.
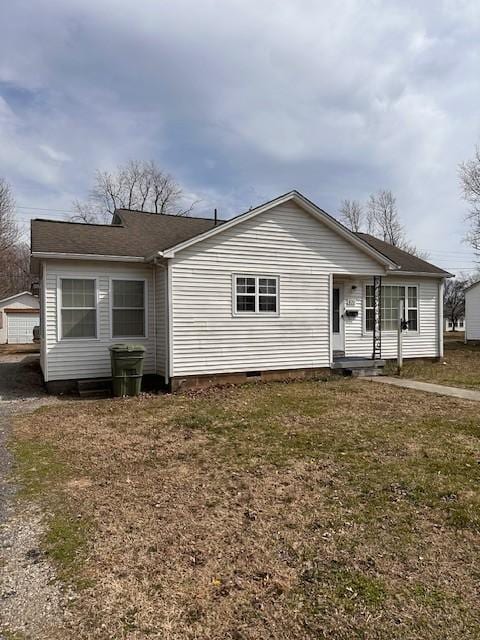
[234,275,278,314]
[365,284,418,332]
[61,278,97,339]
[112,280,145,337]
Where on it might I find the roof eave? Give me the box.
[392,270,453,278]
[31,252,146,262]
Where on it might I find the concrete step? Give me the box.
[78,387,112,398]
[77,378,112,398]
[332,357,385,378]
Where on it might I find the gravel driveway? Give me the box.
[0,352,46,518]
[0,351,68,638]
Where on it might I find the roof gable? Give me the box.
[160,191,397,270]
[0,291,35,305]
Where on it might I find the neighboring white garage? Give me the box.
[465,280,480,341]
[0,291,40,344]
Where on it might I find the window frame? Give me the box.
[364,283,419,334]
[110,277,148,339]
[232,274,280,317]
[58,276,99,341]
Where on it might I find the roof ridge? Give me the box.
[32,218,123,228]
[117,208,226,222]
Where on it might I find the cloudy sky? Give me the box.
[1,0,480,274]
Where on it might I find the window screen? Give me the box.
[112,280,145,337]
[61,279,96,339]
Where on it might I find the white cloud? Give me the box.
[0,0,479,271]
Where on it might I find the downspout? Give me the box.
[152,262,157,375]
[41,261,48,382]
[165,259,173,385]
[328,273,333,366]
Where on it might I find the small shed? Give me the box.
[0,291,40,344]
[464,280,480,341]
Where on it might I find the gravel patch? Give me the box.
[0,503,71,639]
[0,352,68,638]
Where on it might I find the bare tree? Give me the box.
[0,178,19,253]
[0,243,31,299]
[443,277,469,330]
[367,190,404,245]
[339,199,364,232]
[459,145,480,253]
[72,160,195,222]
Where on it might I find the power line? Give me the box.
[16,205,77,214]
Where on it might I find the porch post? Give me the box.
[372,275,382,360]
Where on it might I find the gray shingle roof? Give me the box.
[355,233,451,276]
[31,206,450,277]
[31,209,224,258]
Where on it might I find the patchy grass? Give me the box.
[12,434,89,589]
[12,378,480,639]
[385,338,480,389]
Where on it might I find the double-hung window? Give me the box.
[234,275,279,314]
[365,284,418,332]
[60,278,97,339]
[112,280,145,337]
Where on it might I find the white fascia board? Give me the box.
[393,271,453,278]
[31,252,145,262]
[161,191,397,270]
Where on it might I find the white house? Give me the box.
[30,191,452,392]
[0,291,40,344]
[444,316,465,332]
[464,280,480,341]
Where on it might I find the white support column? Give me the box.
[328,273,333,365]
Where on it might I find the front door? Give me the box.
[332,286,344,353]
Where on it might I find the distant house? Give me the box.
[0,291,40,344]
[30,191,452,392]
[444,316,465,332]
[464,280,480,340]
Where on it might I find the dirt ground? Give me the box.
[10,377,480,639]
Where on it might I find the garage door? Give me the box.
[7,313,40,344]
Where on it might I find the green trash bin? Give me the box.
[109,344,146,397]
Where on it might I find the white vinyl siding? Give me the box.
[170,201,388,376]
[465,283,480,340]
[44,260,156,381]
[340,276,440,359]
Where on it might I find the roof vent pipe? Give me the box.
[214,208,218,226]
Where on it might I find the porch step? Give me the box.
[77,378,112,398]
[331,357,385,378]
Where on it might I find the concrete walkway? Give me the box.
[364,376,480,402]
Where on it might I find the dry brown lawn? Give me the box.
[386,337,480,389]
[12,377,480,639]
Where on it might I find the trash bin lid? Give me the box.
[109,343,146,352]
